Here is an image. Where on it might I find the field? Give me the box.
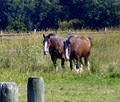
[0,30,120,102]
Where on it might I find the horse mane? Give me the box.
[67,35,79,42]
[47,33,56,38]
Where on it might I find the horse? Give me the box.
[43,33,66,72]
[64,35,92,73]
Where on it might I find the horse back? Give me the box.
[71,37,91,57]
[80,37,92,47]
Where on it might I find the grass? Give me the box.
[46,83,120,102]
[0,31,120,102]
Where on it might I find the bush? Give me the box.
[6,21,27,33]
[58,19,84,30]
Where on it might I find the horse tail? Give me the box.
[88,37,93,46]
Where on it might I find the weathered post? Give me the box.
[0,82,18,102]
[27,77,45,102]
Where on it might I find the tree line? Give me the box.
[0,0,120,32]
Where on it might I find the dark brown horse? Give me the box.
[64,35,92,73]
[43,33,66,71]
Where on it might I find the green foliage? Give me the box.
[58,21,69,30]
[6,21,27,32]
[58,19,84,30]
[0,0,120,31]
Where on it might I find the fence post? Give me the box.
[27,77,45,102]
[0,82,18,102]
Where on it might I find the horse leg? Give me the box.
[70,59,73,70]
[80,62,83,73]
[70,59,78,72]
[74,60,77,70]
[75,60,80,73]
[75,57,84,74]
[79,59,83,74]
[54,60,58,72]
[61,58,65,69]
[51,55,58,72]
[69,59,78,72]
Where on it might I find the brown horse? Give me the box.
[64,35,92,73]
[43,33,66,71]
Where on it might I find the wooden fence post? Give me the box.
[27,77,45,102]
[0,82,18,102]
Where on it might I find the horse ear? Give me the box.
[43,34,45,38]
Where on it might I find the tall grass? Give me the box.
[0,31,120,102]
[0,32,120,78]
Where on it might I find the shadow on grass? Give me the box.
[109,73,120,78]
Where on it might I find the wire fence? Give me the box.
[0,29,120,41]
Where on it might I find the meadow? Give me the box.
[0,30,120,102]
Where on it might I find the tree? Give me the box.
[0,0,8,29]
[0,0,120,31]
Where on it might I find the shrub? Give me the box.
[58,19,84,30]
[6,21,27,32]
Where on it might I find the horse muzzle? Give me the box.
[44,51,48,55]
[65,57,70,61]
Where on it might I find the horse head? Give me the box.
[43,33,55,55]
[64,35,79,61]
[64,38,71,61]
